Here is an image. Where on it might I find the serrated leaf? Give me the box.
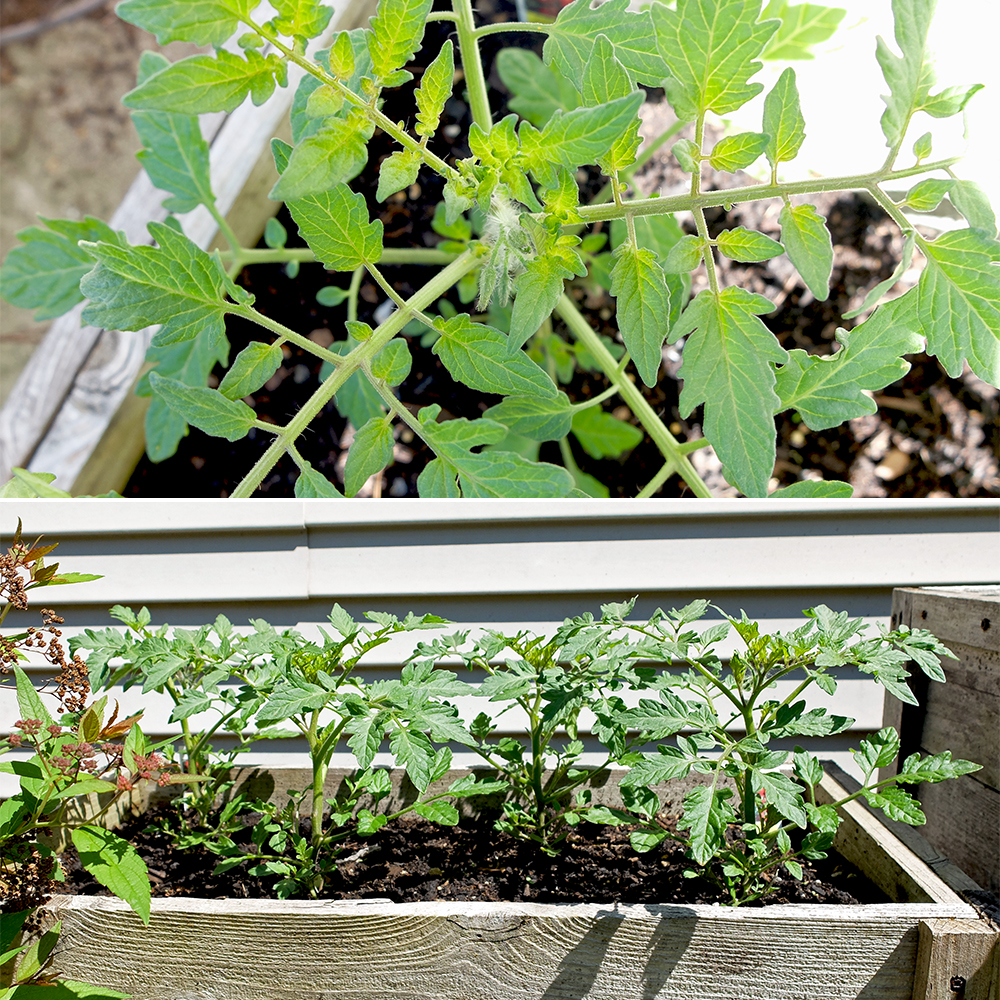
[291,36,372,144]
[271,120,371,201]
[543,0,663,88]
[716,227,784,263]
[949,179,997,238]
[581,34,640,172]
[508,243,586,353]
[376,149,421,202]
[433,315,557,398]
[344,416,394,496]
[842,230,916,321]
[70,825,150,924]
[903,178,954,213]
[671,287,786,497]
[80,222,233,348]
[415,40,453,138]
[148,372,257,441]
[390,726,435,792]
[368,0,434,81]
[14,663,55,728]
[218,341,282,400]
[770,480,852,497]
[710,131,769,172]
[294,462,343,497]
[897,750,981,784]
[671,138,701,174]
[678,785,734,866]
[619,746,695,786]
[651,0,779,118]
[775,307,922,430]
[495,48,580,128]
[866,785,925,825]
[890,228,1000,384]
[759,770,808,826]
[762,67,806,169]
[115,0,258,46]
[132,51,215,215]
[414,800,460,825]
[123,49,282,115]
[330,31,357,79]
[0,217,124,321]
[520,91,644,177]
[273,0,332,40]
[611,243,671,386]
[371,339,411,385]
[912,131,933,161]
[483,392,575,442]
[663,234,704,274]
[761,1,846,61]
[571,406,643,459]
[876,0,982,152]
[619,697,690,739]
[778,202,833,300]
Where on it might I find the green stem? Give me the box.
[230,252,478,497]
[636,459,675,498]
[473,21,550,37]
[554,294,713,497]
[569,383,620,412]
[347,266,364,324]
[574,157,963,226]
[452,0,492,130]
[206,201,243,257]
[220,247,458,267]
[228,304,345,367]
[590,119,687,207]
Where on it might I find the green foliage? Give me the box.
[0,0,994,498]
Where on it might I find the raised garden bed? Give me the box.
[26,764,1000,999]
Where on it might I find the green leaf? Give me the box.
[651,0,779,118]
[842,230,916,321]
[571,406,643,460]
[876,0,982,152]
[897,750,981,784]
[761,1,846,61]
[759,770,808,826]
[496,49,580,128]
[330,31,357,79]
[663,234,704,274]
[218,341,282,400]
[903,178,954,213]
[619,697,690,739]
[0,217,124,321]
[543,0,663,87]
[716,227,784,263]
[434,315,557,398]
[270,120,371,201]
[123,49,283,115]
[949,179,997,238]
[80,221,235,348]
[855,728,901,775]
[778,202,833,300]
[368,0,434,81]
[762,67,806,169]
[611,242,671,386]
[888,228,1000,384]
[671,287,786,497]
[295,462,344,497]
[70,825,150,924]
[508,248,585,353]
[14,663,54,728]
[619,746,695,786]
[0,470,70,498]
[344,417,394,497]
[709,131,769,172]
[519,91,644,177]
[678,785,734,866]
[264,217,288,249]
[390,726,436,792]
[415,40,453,138]
[148,372,257,441]
[775,307,922,430]
[116,0,259,46]
[273,0,332,40]
[581,34,640,172]
[865,785,925,825]
[278,167,383,271]
[770,480,852,497]
[131,51,214,215]
[671,139,701,174]
[912,131,933,161]
[316,285,349,307]
[376,148,421,202]
[483,393,574,442]
[371,339,412,385]
[414,800,460,825]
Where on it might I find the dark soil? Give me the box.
[53,801,886,907]
[120,0,1000,499]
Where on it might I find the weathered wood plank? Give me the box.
[912,918,999,1000]
[44,896,976,1000]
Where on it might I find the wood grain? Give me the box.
[912,918,999,1000]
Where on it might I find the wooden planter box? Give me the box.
[885,586,1000,898]
[0,0,378,495]
[33,764,999,1000]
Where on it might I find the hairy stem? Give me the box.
[452,0,492,131]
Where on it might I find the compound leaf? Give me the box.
[345,416,394,497]
[949,179,997,238]
[671,287,786,497]
[778,202,833,300]
[610,242,671,386]
[761,1,846,61]
[433,315,558,398]
[271,120,371,201]
[495,48,580,127]
[368,0,434,82]
[273,0,333,40]
[148,372,257,441]
[483,393,575,442]
[709,131,769,172]
[123,49,283,115]
[116,0,260,46]
[762,67,806,168]
[218,341,282,400]
[716,227,784,262]
[415,40,454,138]
[651,0,780,118]
[775,306,922,429]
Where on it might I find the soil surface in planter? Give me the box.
[121,0,1000,499]
[53,802,888,908]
